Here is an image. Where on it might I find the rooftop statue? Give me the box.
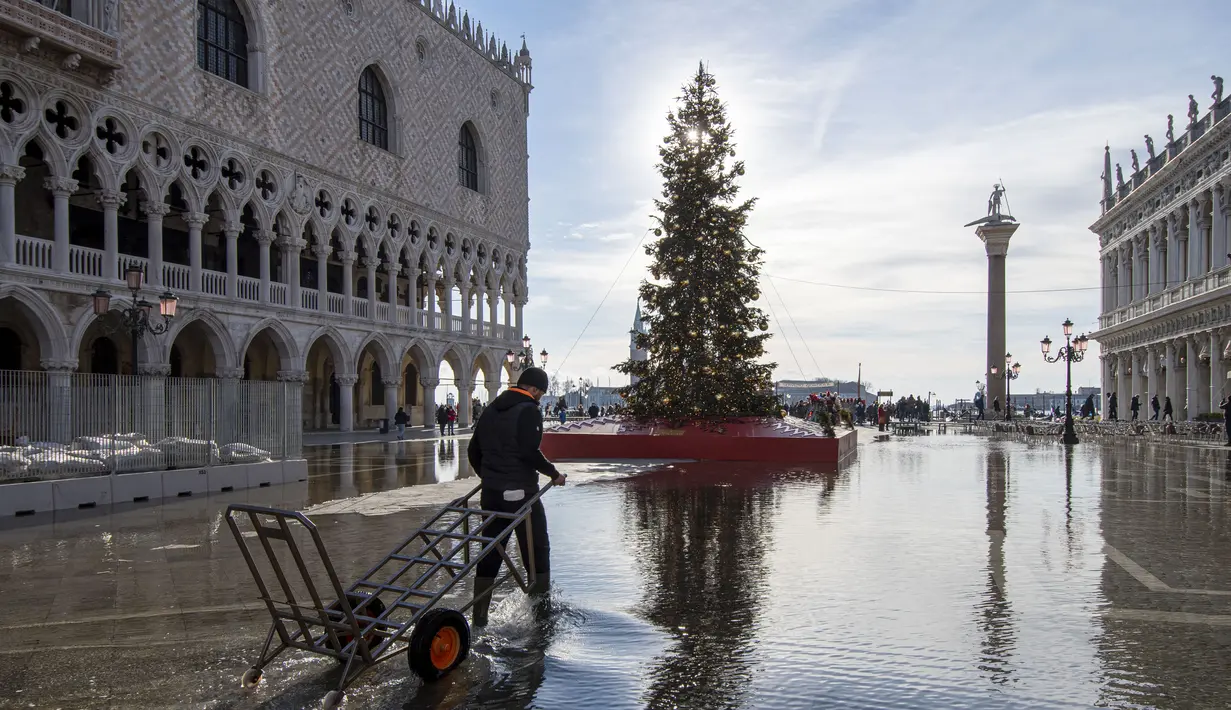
[1130,149,1140,174]
[963,183,1016,228]
[1144,134,1156,160]
[1166,114,1175,144]
[1115,164,1125,188]
[1214,75,1225,106]
[1188,94,1200,126]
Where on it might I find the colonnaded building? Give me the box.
[0,0,533,432]
[1092,73,1230,418]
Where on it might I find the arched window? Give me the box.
[458,124,478,191]
[91,338,118,375]
[370,362,384,406]
[0,328,21,371]
[197,0,249,88]
[358,67,389,150]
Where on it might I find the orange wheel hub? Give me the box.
[429,627,460,669]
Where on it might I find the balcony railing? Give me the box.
[0,0,121,71]
[1099,266,1231,330]
[6,234,517,340]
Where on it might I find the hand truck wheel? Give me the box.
[321,690,343,709]
[240,667,262,689]
[328,594,386,657]
[407,608,470,682]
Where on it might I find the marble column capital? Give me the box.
[382,262,402,276]
[43,176,78,195]
[39,358,77,373]
[216,367,246,380]
[141,201,171,218]
[312,244,331,259]
[381,377,402,387]
[360,256,377,270]
[419,375,441,388]
[335,373,360,386]
[255,230,277,246]
[97,189,126,210]
[0,164,26,185]
[136,363,172,377]
[183,211,209,227]
[277,369,309,383]
[339,250,357,266]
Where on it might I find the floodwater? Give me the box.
[2,432,1231,709]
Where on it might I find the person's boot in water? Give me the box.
[471,575,497,627]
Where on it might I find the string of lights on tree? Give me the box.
[615,63,778,421]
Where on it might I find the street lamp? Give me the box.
[91,265,178,372]
[989,352,1021,421]
[506,334,547,372]
[1041,318,1088,445]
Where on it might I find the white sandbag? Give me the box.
[0,451,30,478]
[220,443,271,464]
[72,435,117,451]
[25,451,109,477]
[114,432,151,447]
[155,437,220,467]
[25,441,67,453]
[102,445,167,472]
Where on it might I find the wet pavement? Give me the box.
[2,432,1231,708]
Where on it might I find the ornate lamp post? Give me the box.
[989,352,1021,421]
[91,266,178,372]
[1041,318,1089,445]
[506,335,548,372]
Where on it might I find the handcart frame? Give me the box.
[225,481,554,709]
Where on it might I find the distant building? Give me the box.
[1007,387,1102,414]
[774,378,873,402]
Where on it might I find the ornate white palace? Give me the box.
[0,0,534,431]
[1092,74,1231,418]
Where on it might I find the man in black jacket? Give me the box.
[466,366,565,627]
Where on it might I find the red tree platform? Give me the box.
[540,417,857,463]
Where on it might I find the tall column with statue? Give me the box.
[966,184,1020,411]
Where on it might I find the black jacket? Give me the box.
[467,389,559,491]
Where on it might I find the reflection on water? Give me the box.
[623,464,784,709]
[306,439,475,504]
[978,444,1015,686]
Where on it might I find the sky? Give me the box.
[451,0,1230,405]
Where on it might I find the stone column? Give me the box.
[1116,246,1129,307]
[1190,198,1209,277]
[286,239,303,309]
[136,363,170,445]
[277,370,308,458]
[504,293,512,334]
[40,359,76,444]
[382,376,401,429]
[335,373,358,432]
[485,379,501,403]
[1164,341,1180,415]
[1213,185,1228,271]
[45,177,77,274]
[426,277,437,328]
[488,291,498,338]
[1145,347,1157,407]
[1155,225,1169,292]
[460,285,471,335]
[420,374,439,429]
[384,263,399,322]
[515,298,525,341]
[1186,335,1201,419]
[222,215,240,298]
[1212,329,1225,409]
[341,251,355,315]
[214,367,245,448]
[1117,354,1130,409]
[141,201,169,289]
[184,212,208,292]
[1173,212,1189,283]
[975,222,1019,408]
[363,256,377,319]
[0,165,25,265]
[98,189,125,281]
[256,229,274,304]
[474,287,485,336]
[1147,225,1161,296]
[1135,234,1149,300]
[314,243,329,310]
[442,278,454,332]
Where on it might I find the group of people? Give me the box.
[549,400,622,424]
[1103,392,1176,422]
[388,403,460,440]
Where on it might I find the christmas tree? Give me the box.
[616,63,777,421]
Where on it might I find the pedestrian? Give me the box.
[1130,394,1140,421]
[393,406,410,440]
[466,366,565,627]
[557,402,567,425]
[588,402,599,418]
[447,405,457,435]
[436,404,448,436]
[1108,392,1118,421]
[1220,394,1231,445]
[992,397,1001,417]
[1162,396,1174,422]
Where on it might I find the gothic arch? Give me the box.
[355,331,396,375]
[0,284,68,363]
[404,338,434,374]
[237,318,300,370]
[196,0,269,93]
[303,326,352,373]
[441,343,470,381]
[160,309,237,370]
[357,61,399,153]
[458,120,487,193]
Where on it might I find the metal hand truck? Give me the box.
[225,481,554,709]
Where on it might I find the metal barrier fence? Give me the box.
[0,370,302,482]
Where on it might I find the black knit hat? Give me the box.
[517,367,550,392]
